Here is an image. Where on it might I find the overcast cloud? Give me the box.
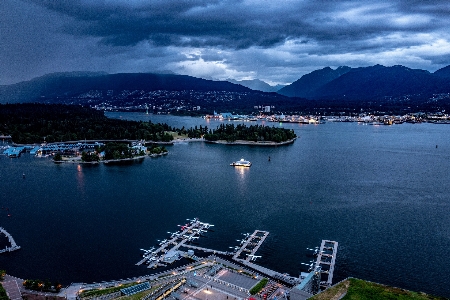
[1,0,449,85]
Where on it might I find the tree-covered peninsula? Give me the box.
[0,103,296,145]
[204,123,296,143]
[0,103,174,144]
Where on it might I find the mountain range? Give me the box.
[227,79,285,93]
[0,72,251,104]
[278,64,450,100]
[1,64,450,113]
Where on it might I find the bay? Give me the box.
[1,112,449,297]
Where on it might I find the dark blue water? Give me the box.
[1,113,449,297]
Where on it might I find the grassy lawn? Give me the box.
[310,280,350,300]
[249,278,268,295]
[310,278,447,300]
[79,282,138,298]
[116,285,160,300]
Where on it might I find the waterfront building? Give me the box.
[294,266,322,295]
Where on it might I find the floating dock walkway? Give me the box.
[232,230,269,261]
[0,227,21,253]
[314,240,338,288]
[182,244,227,255]
[136,218,214,268]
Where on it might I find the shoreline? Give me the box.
[172,138,205,143]
[148,152,168,157]
[103,155,146,164]
[205,137,296,146]
[54,155,146,164]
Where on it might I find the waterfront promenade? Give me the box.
[1,274,65,300]
[2,251,323,300]
[1,275,22,300]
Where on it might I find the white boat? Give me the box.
[230,158,251,167]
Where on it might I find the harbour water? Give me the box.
[1,113,449,297]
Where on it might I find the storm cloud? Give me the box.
[1,0,449,85]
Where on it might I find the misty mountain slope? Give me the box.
[228,79,285,92]
[434,65,450,79]
[0,72,104,103]
[277,66,351,98]
[314,65,448,100]
[0,72,252,104]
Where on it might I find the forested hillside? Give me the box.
[0,103,174,144]
[0,103,296,144]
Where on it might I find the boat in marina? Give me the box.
[230,158,252,167]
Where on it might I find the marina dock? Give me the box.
[314,240,338,288]
[135,219,338,297]
[232,230,269,261]
[42,220,341,300]
[0,227,21,253]
[1,147,26,158]
[136,218,214,268]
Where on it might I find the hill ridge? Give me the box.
[278,64,450,101]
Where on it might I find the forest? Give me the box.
[203,123,296,142]
[0,103,296,144]
[0,103,174,144]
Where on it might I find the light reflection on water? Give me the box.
[234,166,249,195]
[76,164,85,195]
[234,165,249,179]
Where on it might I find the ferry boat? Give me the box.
[230,158,252,167]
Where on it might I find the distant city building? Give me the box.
[264,106,271,112]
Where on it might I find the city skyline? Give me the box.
[1,0,449,85]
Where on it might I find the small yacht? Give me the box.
[230,158,252,167]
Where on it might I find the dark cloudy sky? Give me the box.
[1,0,449,85]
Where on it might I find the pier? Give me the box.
[314,240,338,288]
[182,244,227,255]
[136,218,214,268]
[1,147,26,158]
[0,227,21,253]
[133,219,339,298]
[232,230,269,261]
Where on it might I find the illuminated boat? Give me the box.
[230,158,251,167]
